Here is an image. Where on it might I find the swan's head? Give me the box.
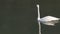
[39,16,60,26]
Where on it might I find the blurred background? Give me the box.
[0,0,60,34]
[0,0,38,34]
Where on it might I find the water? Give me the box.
[41,0,60,34]
[0,0,60,34]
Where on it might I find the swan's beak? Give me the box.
[39,16,60,26]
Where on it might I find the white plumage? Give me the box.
[40,16,60,26]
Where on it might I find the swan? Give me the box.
[37,4,60,34]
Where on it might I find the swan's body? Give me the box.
[40,16,60,26]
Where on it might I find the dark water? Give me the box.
[0,0,38,34]
[0,0,60,34]
[41,0,60,34]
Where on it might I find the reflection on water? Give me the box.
[41,0,60,34]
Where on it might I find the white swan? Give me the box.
[37,4,60,26]
[37,4,60,34]
[40,16,60,26]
